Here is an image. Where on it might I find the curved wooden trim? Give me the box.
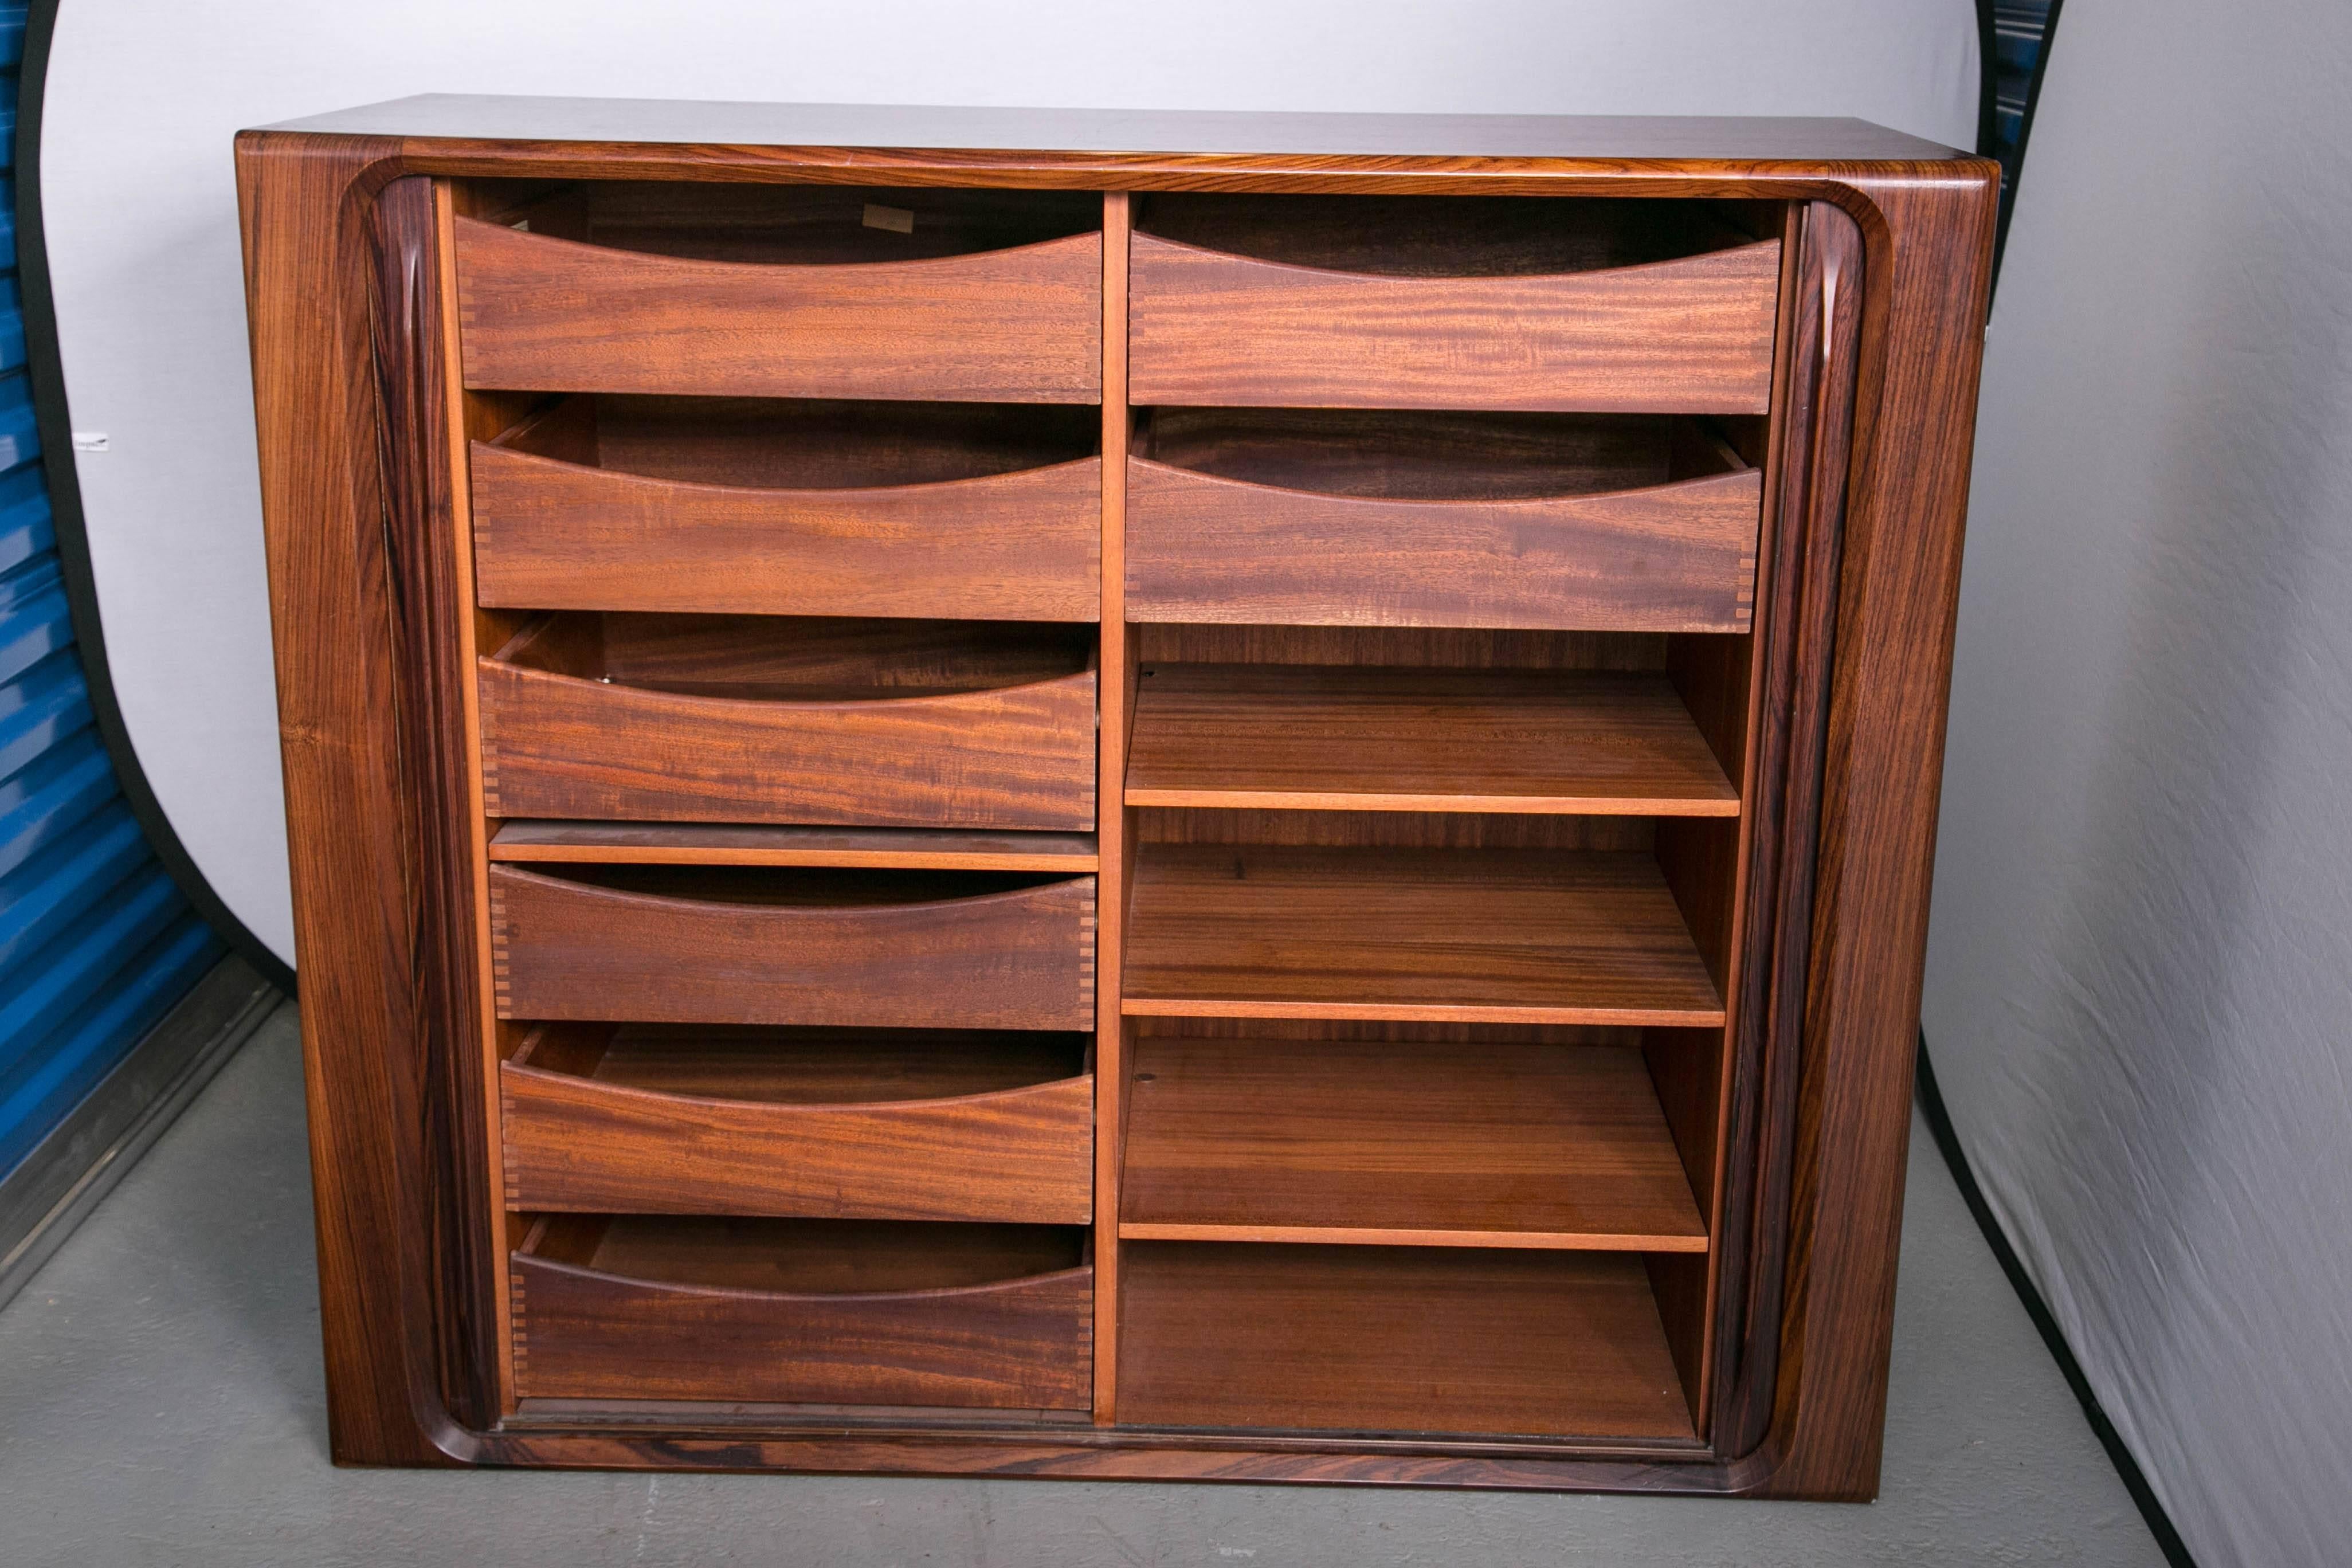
[468,216,1097,281]
[1128,229,1779,414]
[499,1060,1095,1222]
[470,444,1102,621]
[1135,452,1754,511]
[1130,225,1774,287]
[518,1252,1096,1311]
[488,650,1095,716]
[495,861,1085,924]
[1125,456,1761,632]
[475,655,1099,830]
[453,217,1103,402]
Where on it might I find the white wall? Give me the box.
[41,0,1978,965]
[1924,1,2352,1563]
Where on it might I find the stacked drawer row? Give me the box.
[451,187,1107,1413]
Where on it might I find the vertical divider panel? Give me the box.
[1709,199,1869,1457]
[429,181,515,1416]
[436,181,541,1417]
[1681,197,1810,1430]
[1093,191,1133,1424]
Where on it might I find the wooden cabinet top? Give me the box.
[252,95,1976,175]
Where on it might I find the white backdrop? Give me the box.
[40,0,1979,965]
[1924,0,2352,1562]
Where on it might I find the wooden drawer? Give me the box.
[500,1025,1093,1223]
[477,615,1097,830]
[453,215,1103,402]
[1127,199,1779,413]
[511,1217,1093,1409]
[1125,409,1761,630]
[487,864,1096,1031]
[471,397,1100,621]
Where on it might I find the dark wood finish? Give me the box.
[1127,229,1778,413]
[500,1025,1092,1222]
[238,104,1996,1494]
[570,181,1103,265]
[511,1218,1093,1409]
[269,99,1974,163]
[490,820,1099,872]
[363,178,504,1432]
[1118,1243,1695,1438]
[1126,664,1738,816]
[1126,411,1759,629]
[1121,1036,1704,1249]
[476,615,1097,830]
[1711,201,1871,1465]
[487,864,1095,1031]
[471,397,1101,621]
[453,215,1103,402]
[1124,842,1723,1026]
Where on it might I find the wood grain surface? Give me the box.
[237,112,1996,1493]
[501,1025,1092,1222]
[1124,844,1723,1025]
[512,1217,1093,1408]
[1128,230,1777,413]
[1117,1242,1695,1438]
[454,217,1103,402]
[471,441,1101,621]
[488,865,1096,1030]
[1120,1036,1705,1249]
[1125,457,1760,631]
[1124,664,1738,815]
[1091,192,1135,1423]
[476,616,1098,830]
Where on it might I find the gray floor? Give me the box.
[0,1002,2163,1567]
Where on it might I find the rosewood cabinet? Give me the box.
[236,98,1996,1497]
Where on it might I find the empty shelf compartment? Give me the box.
[1125,663,1737,816]
[1120,1036,1705,1249]
[1116,1242,1696,1440]
[1123,842,1723,1026]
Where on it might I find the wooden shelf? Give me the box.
[1123,844,1724,1026]
[492,821,1099,872]
[1117,1242,1696,1439]
[1120,1037,1705,1251]
[1125,664,1736,816]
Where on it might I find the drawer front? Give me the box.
[487,866,1096,1031]
[1124,457,1762,632]
[471,444,1102,621]
[510,1252,1094,1409]
[500,1062,1094,1224]
[1127,233,1779,414]
[476,658,1098,830]
[453,217,1103,403]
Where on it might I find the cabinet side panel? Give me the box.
[1758,174,1997,1499]
[237,132,462,1465]
[368,176,503,1433]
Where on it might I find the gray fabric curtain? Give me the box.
[1927,2,2352,1562]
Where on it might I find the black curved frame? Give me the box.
[14,0,295,994]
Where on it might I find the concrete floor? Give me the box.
[0,1001,2163,1567]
